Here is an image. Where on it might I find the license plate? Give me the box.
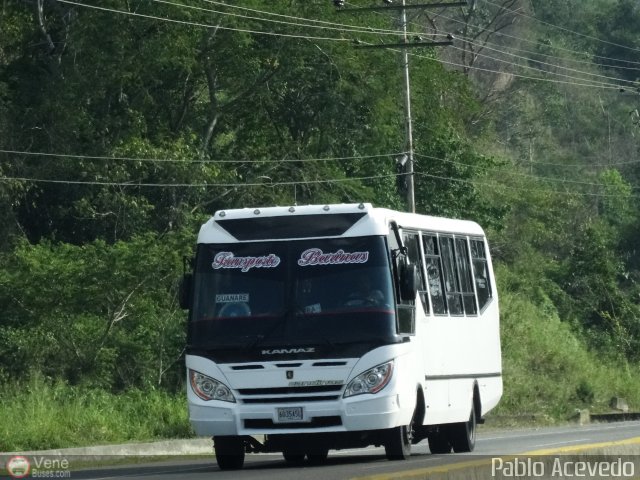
[276,407,305,423]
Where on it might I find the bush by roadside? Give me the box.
[0,374,193,452]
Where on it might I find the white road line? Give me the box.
[480,422,640,441]
[531,438,592,448]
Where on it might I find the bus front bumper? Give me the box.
[189,392,408,436]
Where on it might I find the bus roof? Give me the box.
[197,203,485,243]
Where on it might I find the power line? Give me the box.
[414,153,640,190]
[446,43,631,90]
[56,1,634,91]
[57,0,354,42]
[212,0,640,79]
[154,0,407,38]
[415,150,640,168]
[3,167,636,198]
[480,0,640,55]
[350,23,630,89]
[444,32,640,87]
[515,158,640,168]
[429,10,640,68]
[4,148,638,195]
[0,173,401,188]
[201,0,403,33]
[0,149,400,164]
[415,171,640,199]
[408,48,626,90]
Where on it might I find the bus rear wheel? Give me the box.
[306,449,329,464]
[385,425,412,460]
[450,406,477,453]
[214,436,245,470]
[427,428,452,454]
[283,451,305,463]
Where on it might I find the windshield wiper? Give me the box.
[244,309,294,350]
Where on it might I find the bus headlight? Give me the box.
[343,361,393,398]
[189,369,236,403]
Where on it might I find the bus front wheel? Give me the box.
[385,425,412,460]
[214,436,245,470]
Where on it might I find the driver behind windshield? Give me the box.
[345,274,385,307]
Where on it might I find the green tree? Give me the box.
[0,232,190,390]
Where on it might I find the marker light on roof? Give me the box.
[323,205,330,211]
[289,207,295,213]
[219,211,226,217]
[254,209,260,215]
[358,203,365,209]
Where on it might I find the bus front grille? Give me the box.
[244,416,342,429]
[238,385,343,395]
[241,395,340,404]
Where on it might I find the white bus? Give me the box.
[180,203,501,470]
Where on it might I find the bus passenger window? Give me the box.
[471,239,492,310]
[455,237,477,315]
[423,235,446,315]
[440,236,463,315]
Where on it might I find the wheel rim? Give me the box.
[405,424,413,447]
[407,408,417,446]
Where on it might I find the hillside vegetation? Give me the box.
[2,0,640,450]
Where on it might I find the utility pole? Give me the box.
[335,0,466,213]
[400,0,415,212]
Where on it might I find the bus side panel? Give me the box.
[445,300,501,379]
[418,263,501,425]
[422,380,455,425]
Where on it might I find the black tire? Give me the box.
[283,451,305,463]
[214,436,245,470]
[306,449,329,464]
[427,428,452,454]
[384,425,412,460]
[450,406,477,453]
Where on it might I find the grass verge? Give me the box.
[0,376,193,452]
[494,286,640,421]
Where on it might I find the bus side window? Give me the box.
[393,232,421,335]
[471,239,492,310]
[455,237,477,316]
[423,234,446,315]
[440,236,463,315]
[403,232,428,314]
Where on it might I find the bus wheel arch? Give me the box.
[473,381,482,424]
[412,386,428,444]
[384,388,422,460]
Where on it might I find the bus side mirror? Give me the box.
[399,263,419,301]
[178,274,193,310]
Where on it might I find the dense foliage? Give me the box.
[1,0,640,433]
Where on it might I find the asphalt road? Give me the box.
[58,421,640,480]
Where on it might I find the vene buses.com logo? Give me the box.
[6,456,31,478]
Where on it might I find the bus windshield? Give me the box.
[188,236,397,355]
